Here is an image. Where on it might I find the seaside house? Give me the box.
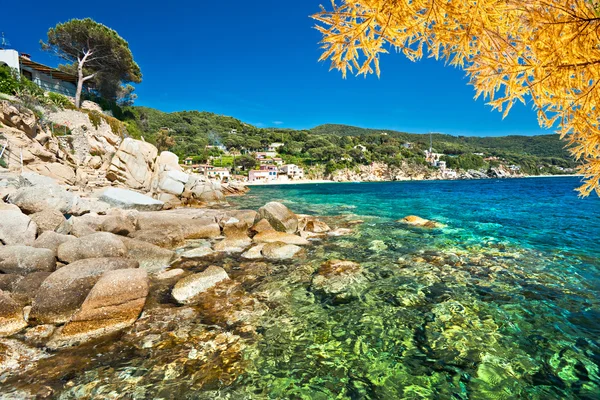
[272,157,284,166]
[354,145,367,152]
[183,157,194,166]
[197,164,230,180]
[280,164,304,180]
[268,142,285,152]
[249,165,278,183]
[425,150,444,167]
[0,49,79,96]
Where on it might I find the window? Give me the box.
[22,70,33,81]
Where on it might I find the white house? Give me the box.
[280,164,304,180]
[0,50,78,97]
[249,165,278,183]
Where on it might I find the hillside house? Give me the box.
[280,164,304,180]
[0,49,79,96]
[249,165,278,183]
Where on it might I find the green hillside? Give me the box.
[120,107,577,175]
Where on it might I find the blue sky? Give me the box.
[2,0,549,136]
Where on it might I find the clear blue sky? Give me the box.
[2,0,549,136]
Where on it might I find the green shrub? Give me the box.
[49,122,72,136]
[0,158,7,168]
[0,65,19,95]
[47,92,75,109]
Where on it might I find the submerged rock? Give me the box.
[311,260,368,303]
[261,242,302,260]
[258,202,298,233]
[48,268,149,349]
[397,215,445,229]
[172,266,230,305]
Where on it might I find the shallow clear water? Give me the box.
[3,177,599,399]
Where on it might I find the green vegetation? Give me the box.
[117,107,577,175]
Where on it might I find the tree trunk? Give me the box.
[75,63,84,108]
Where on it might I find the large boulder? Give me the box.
[261,242,302,260]
[129,228,185,248]
[258,202,298,233]
[0,246,56,274]
[0,290,28,337]
[10,271,52,305]
[28,257,139,325]
[99,187,164,212]
[0,100,37,136]
[120,236,176,274]
[100,215,136,236]
[253,231,310,246]
[172,266,230,305]
[47,268,149,349]
[57,232,127,264]
[0,208,37,246]
[33,231,78,256]
[136,213,221,239]
[8,184,76,214]
[29,208,68,235]
[151,152,189,196]
[181,174,226,206]
[28,162,76,186]
[106,138,158,190]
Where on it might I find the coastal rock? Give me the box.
[100,215,137,236]
[0,290,28,336]
[28,257,139,325]
[180,246,216,260]
[0,246,56,274]
[28,162,76,186]
[0,100,37,136]
[214,237,252,253]
[8,183,76,214]
[0,208,37,246]
[29,208,68,235]
[120,236,176,274]
[69,198,111,216]
[299,216,331,233]
[0,338,50,379]
[253,231,310,246]
[10,271,52,306]
[219,210,258,228]
[136,213,221,239]
[241,244,265,260]
[250,218,275,235]
[261,242,302,260]
[258,202,298,233]
[398,215,445,229]
[182,174,226,206]
[22,324,56,346]
[154,268,185,281]
[48,268,149,349]
[172,266,230,304]
[0,274,22,291]
[67,213,104,237]
[129,228,185,248]
[327,228,354,237]
[106,138,158,190]
[99,187,164,211]
[57,232,127,264]
[311,260,368,303]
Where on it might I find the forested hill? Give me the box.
[311,124,572,160]
[120,106,577,174]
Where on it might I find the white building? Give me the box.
[249,165,278,183]
[280,164,304,180]
[0,50,78,96]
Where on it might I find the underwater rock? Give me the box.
[298,215,331,233]
[311,260,368,303]
[397,215,445,229]
[327,228,354,237]
[0,339,50,382]
[241,244,266,260]
[47,268,149,349]
[172,266,230,305]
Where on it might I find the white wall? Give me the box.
[23,67,77,97]
[0,49,20,70]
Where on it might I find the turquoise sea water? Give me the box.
[228,177,600,399]
[4,177,599,399]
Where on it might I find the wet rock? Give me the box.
[311,260,367,303]
[99,187,164,211]
[28,257,139,324]
[397,215,445,229]
[327,228,354,237]
[258,202,298,233]
[253,231,310,246]
[0,290,27,336]
[100,215,137,236]
[0,338,50,380]
[48,268,149,349]
[214,237,252,253]
[219,210,257,228]
[154,268,185,281]
[0,208,37,246]
[172,266,230,305]
[241,244,265,260]
[299,215,331,233]
[261,242,302,260]
[120,236,175,274]
[180,246,216,260]
[29,208,68,235]
[32,231,77,257]
[10,272,52,305]
[0,246,56,274]
[22,324,56,346]
[57,232,127,263]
